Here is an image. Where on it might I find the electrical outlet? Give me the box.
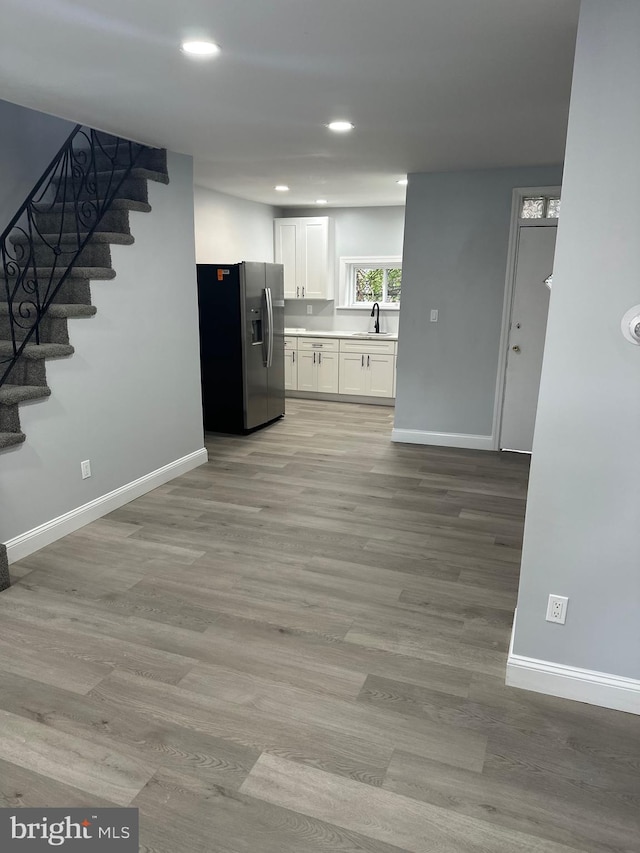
[81,459,92,480]
[430,309,439,322]
[546,594,568,624]
[306,305,313,315]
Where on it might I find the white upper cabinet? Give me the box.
[274,217,333,299]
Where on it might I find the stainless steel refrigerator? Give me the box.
[197,262,285,434]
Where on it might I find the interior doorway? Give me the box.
[497,190,560,453]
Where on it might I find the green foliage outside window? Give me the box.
[354,267,401,304]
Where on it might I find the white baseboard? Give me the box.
[391,428,494,451]
[5,448,208,563]
[506,612,640,715]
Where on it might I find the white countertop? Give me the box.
[285,328,398,341]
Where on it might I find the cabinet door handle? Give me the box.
[302,287,305,297]
[297,286,300,298]
[361,355,364,367]
[367,355,370,367]
[319,352,322,364]
[292,351,295,363]
[313,352,316,364]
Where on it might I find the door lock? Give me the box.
[512,345,521,353]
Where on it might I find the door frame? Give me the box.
[491,186,561,451]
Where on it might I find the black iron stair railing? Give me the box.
[0,125,146,387]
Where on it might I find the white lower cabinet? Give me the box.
[367,353,396,397]
[296,338,339,393]
[339,352,368,395]
[284,350,297,390]
[339,352,395,397]
[317,351,339,392]
[284,337,298,391]
[297,351,316,391]
[286,335,396,399]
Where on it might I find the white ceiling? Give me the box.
[0,0,579,207]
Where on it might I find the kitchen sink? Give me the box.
[350,332,393,337]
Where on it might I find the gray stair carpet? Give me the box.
[0,544,8,592]
[0,139,169,453]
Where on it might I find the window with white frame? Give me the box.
[339,256,402,308]
[520,195,561,219]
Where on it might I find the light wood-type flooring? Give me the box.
[1,399,638,852]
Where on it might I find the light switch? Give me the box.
[430,309,439,322]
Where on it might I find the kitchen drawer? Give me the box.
[298,337,339,352]
[284,337,298,350]
[339,338,396,355]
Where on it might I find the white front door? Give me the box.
[500,226,557,452]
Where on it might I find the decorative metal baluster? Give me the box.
[0,125,148,387]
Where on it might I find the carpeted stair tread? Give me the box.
[35,198,152,214]
[0,341,74,359]
[0,543,8,591]
[0,385,51,405]
[52,166,169,186]
[10,232,134,247]
[0,303,97,319]
[0,266,116,281]
[0,432,25,449]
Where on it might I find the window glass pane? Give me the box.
[521,197,545,218]
[386,268,402,303]
[546,197,561,218]
[355,268,384,302]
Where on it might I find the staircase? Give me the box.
[0,125,169,590]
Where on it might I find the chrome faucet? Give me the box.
[371,302,380,334]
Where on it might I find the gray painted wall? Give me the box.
[0,151,204,542]
[395,166,562,437]
[0,99,75,232]
[194,185,280,263]
[513,0,640,679]
[284,206,405,334]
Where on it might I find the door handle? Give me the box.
[319,352,322,364]
[297,286,300,298]
[512,345,521,353]
[302,287,305,297]
[367,355,370,367]
[361,355,364,367]
[313,352,316,364]
[264,287,274,368]
[292,351,295,363]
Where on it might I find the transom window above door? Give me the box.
[520,195,561,219]
[339,256,402,308]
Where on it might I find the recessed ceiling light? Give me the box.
[275,185,290,192]
[327,121,354,133]
[315,199,328,205]
[397,178,409,186]
[181,40,220,57]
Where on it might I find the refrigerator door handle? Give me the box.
[264,287,274,368]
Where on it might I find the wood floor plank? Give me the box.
[240,753,589,853]
[89,670,391,786]
[133,766,408,853]
[0,670,257,793]
[0,757,118,809]
[383,750,639,853]
[0,609,198,685]
[1,399,635,852]
[179,662,487,772]
[0,709,155,805]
